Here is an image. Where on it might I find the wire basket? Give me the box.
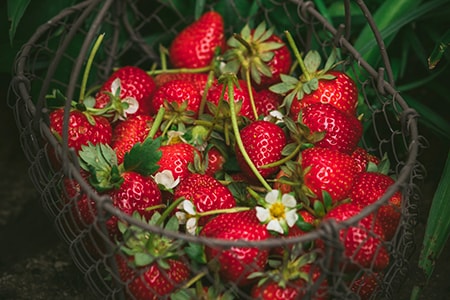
[9,0,425,299]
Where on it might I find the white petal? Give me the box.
[267,219,284,234]
[186,218,197,235]
[265,190,280,204]
[285,209,299,227]
[269,110,284,120]
[281,193,297,208]
[153,170,180,189]
[123,97,139,114]
[183,200,196,215]
[111,78,121,95]
[175,211,186,224]
[255,206,270,222]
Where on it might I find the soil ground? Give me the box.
[1,75,449,299]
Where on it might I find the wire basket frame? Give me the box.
[9,0,426,299]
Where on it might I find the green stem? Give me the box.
[224,73,272,191]
[147,107,166,139]
[284,31,311,81]
[156,197,185,227]
[80,33,105,102]
[147,65,212,76]
[198,70,215,115]
[245,69,259,120]
[261,144,302,169]
[197,206,250,217]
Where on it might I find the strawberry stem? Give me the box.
[222,73,272,191]
[198,70,215,115]
[284,31,311,81]
[197,206,250,217]
[245,69,259,120]
[147,107,165,139]
[261,144,302,169]
[79,33,105,102]
[147,65,212,76]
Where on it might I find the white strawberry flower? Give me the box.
[256,189,298,234]
[153,170,180,190]
[111,78,139,120]
[175,200,198,235]
[167,130,188,145]
[263,110,284,124]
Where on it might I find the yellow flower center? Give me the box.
[269,202,285,220]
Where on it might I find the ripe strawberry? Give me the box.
[206,79,256,120]
[289,70,358,120]
[255,89,283,116]
[111,114,155,164]
[223,22,292,89]
[173,173,236,225]
[106,171,162,239]
[349,172,402,240]
[350,272,382,300]
[204,146,226,177]
[251,264,327,300]
[117,255,189,300]
[301,147,357,203]
[351,147,380,173]
[116,213,190,300]
[169,11,225,68]
[200,210,270,286]
[154,72,212,95]
[321,203,390,271]
[301,102,362,154]
[49,108,112,154]
[235,120,287,180]
[156,142,199,183]
[94,66,156,118]
[150,79,202,117]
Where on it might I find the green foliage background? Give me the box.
[2,0,450,297]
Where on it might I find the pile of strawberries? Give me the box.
[48,10,402,300]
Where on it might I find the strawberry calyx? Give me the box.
[118,211,184,268]
[78,138,162,192]
[270,30,340,113]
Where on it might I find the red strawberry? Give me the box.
[350,272,382,300]
[251,264,327,300]
[117,255,189,300]
[111,114,155,164]
[301,102,362,154]
[150,79,202,117]
[351,147,381,173]
[206,79,256,120]
[106,171,162,239]
[255,89,283,116]
[95,66,156,118]
[169,11,225,68]
[154,72,212,95]
[301,147,357,203]
[349,172,402,240]
[173,173,236,225]
[321,203,390,271]
[289,70,358,120]
[115,213,190,300]
[223,22,292,89]
[200,210,270,286]
[235,120,287,180]
[156,142,199,183]
[204,146,226,177]
[49,108,112,154]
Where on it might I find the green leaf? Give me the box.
[7,0,31,44]
[313,199,325,217]
[304,50,322,73]
[123,137,162,175]
[134,252,155,267]
[184,242,206,264]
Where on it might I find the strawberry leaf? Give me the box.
[123,137,162,175]
[304,50,322,74]
[184,242,206,264]
[313,199,326,217]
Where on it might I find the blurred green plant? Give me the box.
[4,0,450,297]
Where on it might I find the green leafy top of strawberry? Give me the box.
[118,211,184,268]
[269,47,338,113]
[78,138,162,192]
[223,21,285,85]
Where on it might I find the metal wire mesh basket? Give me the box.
[9,0,425,299]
